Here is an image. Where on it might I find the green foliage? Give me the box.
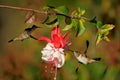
[96,24,115,45]
[89,16,97,25]
[63,8,86,36]
[41,5,115,45]
[55,6,69,16]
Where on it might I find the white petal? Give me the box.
[41,43,65,68]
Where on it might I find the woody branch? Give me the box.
[0,4,90,21]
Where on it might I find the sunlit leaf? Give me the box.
[55,6,69,16]
[63,24,72,31]
[78,19,86,36]
[72,8,85,18]
[101,24,115,30]
[96,33,102,45]
[81,10,85,15]
[96,24,115,45]
[104,36,110,42]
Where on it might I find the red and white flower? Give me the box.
[38,25,70,80]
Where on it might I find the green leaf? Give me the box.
[96,24,115,45]
[101,24,115,30]
[81,10,85,15]
[97,21,103,28]
[78,19,86,36]
[72,8,85,18]
[72,19,79,29]
[55,6,69,16]
[71,19,86,37]
[57,15,63,25]
[96,33,102,45]
[75,25,80,37]
[71,19,80,36]
[46,18,58,25]
[63,24,72,31]
[90,16,97,24]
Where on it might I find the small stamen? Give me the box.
[53,58,58,80]
[45,65,48,72]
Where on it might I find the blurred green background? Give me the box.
[0,0,120,80]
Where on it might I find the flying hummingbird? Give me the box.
[8,25,40,43]
[67,40,101,72]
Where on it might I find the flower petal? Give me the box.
[63,31,69,39]
[52,34,61,48]
[51,25,61,41]
[38,36,51,43]
[64,34,70,43]
[41,43,65,68]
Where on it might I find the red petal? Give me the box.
[51,25,61,41]
[64,34,70,43]
[63,31,69,39]
[52,35,61,48]
[38,36,51,43]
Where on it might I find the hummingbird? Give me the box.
[67,40,101,72]
[73,40,101,65]
[8,25,40,43]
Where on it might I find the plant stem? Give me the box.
[0,4,46,14]
[0,4,90,22]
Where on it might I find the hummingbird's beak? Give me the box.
[36,26,41,28]
[35,26,41,28]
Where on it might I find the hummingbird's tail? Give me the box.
[88,58,101,63]
[93,58,101,61]
[29,35,37,40]
[8,39,13,43]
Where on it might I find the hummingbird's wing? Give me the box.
[8,31,29,43]
[84,40,89,54]
[8,25,40,43]
[42,16,49,24]
[8,39,14,43]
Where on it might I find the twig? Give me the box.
[0,4,47,14]
[0,4,91,21]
